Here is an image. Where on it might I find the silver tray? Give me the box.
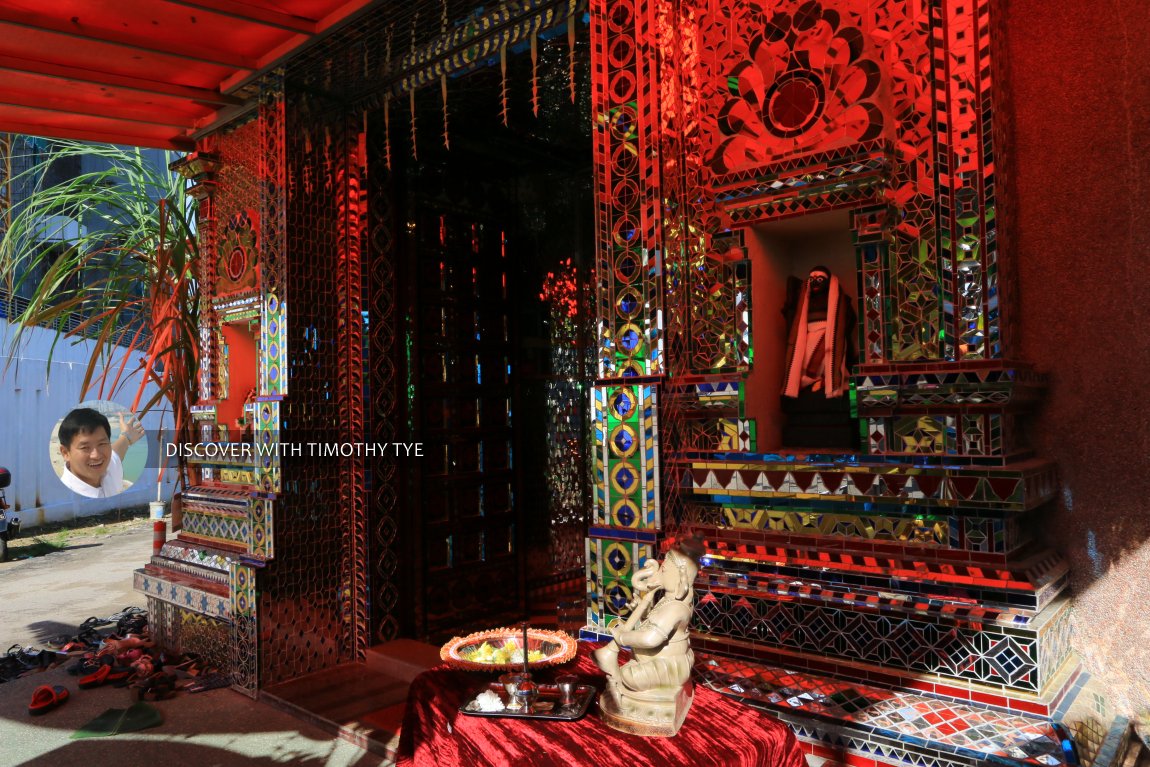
[459,681,597,721]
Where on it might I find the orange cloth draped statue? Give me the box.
[782,266,855,399]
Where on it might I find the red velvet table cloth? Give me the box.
[397,642,806,767]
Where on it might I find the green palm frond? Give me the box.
[1,139,200,488]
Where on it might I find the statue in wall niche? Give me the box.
[782,265,855,399]
[780,265,858,450]
[593,534,705,737]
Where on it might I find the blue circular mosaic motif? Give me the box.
[614,430,634,453]
[615,466,635,490]
[615,502,637,528]
[619,328,641,353]
[608,585,630,611]
[612,391,633,419]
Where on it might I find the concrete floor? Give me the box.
[0,520,395,766]
[0,665,391,767]
[0,523,151,650]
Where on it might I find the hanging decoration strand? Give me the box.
[568,13,577,104]
[531,29,540,117]
[441,73,450,150]
[500,44,509,127]
[441,1,448,148]
[384,96,392,171]
[409,89,418,161]
[409,10,419,160]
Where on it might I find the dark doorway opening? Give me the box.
[382,40,595,642]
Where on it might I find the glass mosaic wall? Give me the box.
[586,3,1073,756]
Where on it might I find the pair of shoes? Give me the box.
[67,653,109,676]
[110,607,148,636]
[185,672,230,693]
[78,663,132,689]
[28,685,70,715]
[4,644,59,672]
[161,652,203,677]
[132,672,178,701]
[105,607,146,623]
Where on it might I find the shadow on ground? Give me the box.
[0,665,392,767]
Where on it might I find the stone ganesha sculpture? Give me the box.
[592,535,705,737]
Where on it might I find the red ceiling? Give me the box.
[0,0,380,149]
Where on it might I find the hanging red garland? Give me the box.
[567,14,576,104]
[500,45,509,127]
[530,29,539,117]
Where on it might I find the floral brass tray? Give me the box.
[459,682,597,722]
[440,627,578,672]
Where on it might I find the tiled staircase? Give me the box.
[694,651,1078,767]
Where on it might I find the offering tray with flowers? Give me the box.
[439,627,578,672]
[459,679,596,721]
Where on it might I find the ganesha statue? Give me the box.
[592,534,705,737]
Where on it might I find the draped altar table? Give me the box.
[397,642,806,767]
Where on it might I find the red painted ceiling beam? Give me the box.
[163,0,319,34]
[0,96,198,130]
[218,0,381,93]
[0,7,258,70]
[0,55,244,107]
[0,118,194,152]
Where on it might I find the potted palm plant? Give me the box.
[1,139,199,501]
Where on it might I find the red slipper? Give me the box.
[28,685,69,715]
[78,663,110,688]
[79,663,133,688]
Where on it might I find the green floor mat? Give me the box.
[70,702,163,739]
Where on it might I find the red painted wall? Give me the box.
[1007,0,1150,715]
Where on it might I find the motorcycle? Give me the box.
[0,466,18,561]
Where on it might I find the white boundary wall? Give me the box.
[0,320,176,528]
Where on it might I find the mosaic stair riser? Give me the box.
[159,539,240,573]
[150,555,230,586]
[135,568,232,621]
[692,636,1077,717]
[691,594,1073,697]
[694,653,1072,767]
[696,578,1041,629]
[702,557,1064,613]
[782,711,1063,767]
[687,459,1057,512]
[700,505,1030,557]
[859,413,1029,461]
[684,509,1036,562]
[698,555,1069,617]
[702,543,1068,603]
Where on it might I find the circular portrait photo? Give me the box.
[49,400,147,499]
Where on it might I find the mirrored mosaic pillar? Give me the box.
[585,0,667,634]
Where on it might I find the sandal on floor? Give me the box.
[28,685,69,715]
[132,672,178,701]
[78,663,132,689]
[113,609,149,636]
[185,672,230,693]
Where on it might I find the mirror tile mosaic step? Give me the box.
[686,457,1058,511]
[694,652,1086,767]
[697,530,1069,611]
[691,590,1072,696]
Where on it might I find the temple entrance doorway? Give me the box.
[743,208,860,453]
[380,46,595,643]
